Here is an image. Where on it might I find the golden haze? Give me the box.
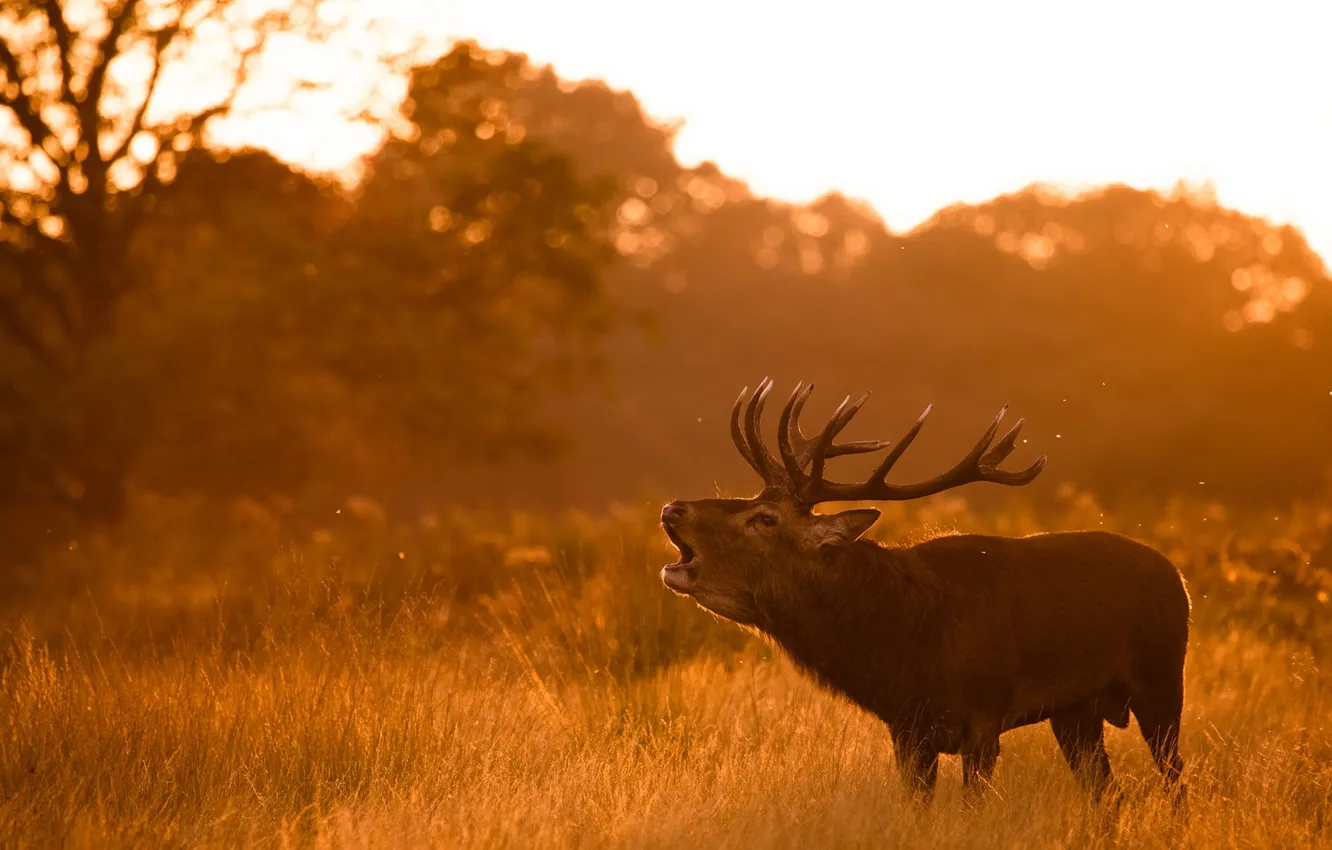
[2,3,1331,847]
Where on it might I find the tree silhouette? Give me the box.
[1,40,629,541]
[339,44,623,462]
[0,1,352,526]
[5,36,1332,554]
[0,0,340,370]
[406,53,1331,510]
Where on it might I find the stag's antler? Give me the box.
[730,378,1046,506]
[731,378,891,490]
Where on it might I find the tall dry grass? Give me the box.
[2,489,1330,848]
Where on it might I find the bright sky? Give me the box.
[234,0,1332,260]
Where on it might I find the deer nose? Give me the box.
[661,502,687,522]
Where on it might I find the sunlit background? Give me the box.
[227,0,1332,259]
[5,3,1332,845]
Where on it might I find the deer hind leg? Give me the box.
[1130,675,1187,809]
[891,733,940,806]
[1100,682,1132,729]
[1050,702,1117,801]
[958,715,1002,799]
[961,736,1000,800]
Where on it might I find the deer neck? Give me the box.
[754,541,943,717]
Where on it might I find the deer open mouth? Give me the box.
[661,523,698,591]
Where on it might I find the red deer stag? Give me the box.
[660,378,1189,804]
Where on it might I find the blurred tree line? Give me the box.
[3,4,1331,557]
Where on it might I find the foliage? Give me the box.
[0,0,340,366]
[338,46,623,463]
[232,45,1332,515]
[5,33,1332,548]
[1,35,627,545]
[0,0,337,521]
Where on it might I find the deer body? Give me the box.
[759,532,1187,783]
[660,380,1189,803]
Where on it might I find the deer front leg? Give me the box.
[959,713,1003,801]
[892,732,940,805]
[961,736,1000,799]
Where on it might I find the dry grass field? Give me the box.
[2,491,1330,848]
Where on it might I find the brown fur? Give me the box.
[660,494,1190,803]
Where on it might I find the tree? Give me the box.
[112,115,623,509]
[136,47,626,506]
[0,0,342,521]
[0,1,338,367]
[375,53,1332,509]
[1,39,630,540]
[335,44,623,469]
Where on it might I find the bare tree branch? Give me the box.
[2,0,344,362]
[40,0,75,103]
[0,37,61,155]
[118,19,270,249]
[81,0,145,172]
[107,23,182,166]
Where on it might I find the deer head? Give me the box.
[660,378,1046,623]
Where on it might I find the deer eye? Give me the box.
[748,511,779,529]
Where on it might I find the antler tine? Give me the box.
[973,411,1047,484]
[731,381,1045,504]
[781,382,818,456]
[956,405,1009,470]
[985,453,1048,484]
[809,392,870,484]
[863,404,933,484]
[980,416,1025,468]
[777,381,811,484]
[826,439,895,459]
[883,405,1015,496]
[743,378,783,485]
[782,383,891,466]
[808,395,849,485]
[801,402,1047,504]
[730,385,760,471]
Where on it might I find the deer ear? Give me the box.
[808,508,881,548]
